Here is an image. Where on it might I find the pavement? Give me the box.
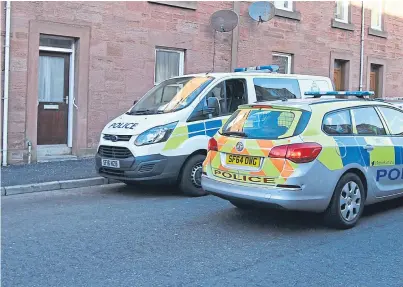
[2,184,403,287]
[0,158,116,196]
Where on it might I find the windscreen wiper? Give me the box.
[126,109,153,115]
[221,131,248,138]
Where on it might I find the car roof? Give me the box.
[241,98,397,112]
[175,72,331,81]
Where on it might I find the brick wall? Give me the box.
[1,1,403,164]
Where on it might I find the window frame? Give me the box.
[272,52,292,74]
[375,105,403,137]
[350,106,387,137]
[370,0,383,31]
[274,0,293,12]
[334,0,350,24]
[321,108,354,136]
[154,48,185,85]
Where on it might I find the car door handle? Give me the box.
[364,144,374,152]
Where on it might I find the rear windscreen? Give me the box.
[221,108,310,140]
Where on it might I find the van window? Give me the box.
[254,78,301,102]
[298,79,333,95]
[221,108,307,140]
[187,79,247,122]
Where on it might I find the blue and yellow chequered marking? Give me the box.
[163,118,228,151]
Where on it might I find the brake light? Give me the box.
[269,143,322,163]
[208,138,218,151]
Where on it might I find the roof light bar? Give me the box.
[304,91,375,98]
[234,65,279,73]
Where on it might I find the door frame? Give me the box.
[39,44,75,148]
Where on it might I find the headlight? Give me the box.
[134,122,178,146]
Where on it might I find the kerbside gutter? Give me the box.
[359,1,364,91]
[2,1,11,166]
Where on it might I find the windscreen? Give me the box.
[128,76,214,115]
[221,107,308,140]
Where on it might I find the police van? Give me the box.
[95,65,334,196]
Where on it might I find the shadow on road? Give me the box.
[112,183,183,198]
[363,197,403,218]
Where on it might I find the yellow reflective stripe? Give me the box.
[365,137,395,166]
[163,126,189,151]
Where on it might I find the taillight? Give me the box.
[269,143,322,163]
[208,138,218,151]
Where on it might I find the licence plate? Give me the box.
[225,154,261,167]
[101,158,120,168]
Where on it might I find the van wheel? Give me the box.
[179,154,208,197]
[324,173,365,229]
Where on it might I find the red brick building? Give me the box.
[1,1,402,164]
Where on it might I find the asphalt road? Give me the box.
[2,184,403,287]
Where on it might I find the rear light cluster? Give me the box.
[208,138,218,151]
[269,143,322,163]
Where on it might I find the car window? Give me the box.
[254,78,301,101]
[221,108,306,140]
[351,107,386,136]
[378,107,403,135]
[322,110,352,135]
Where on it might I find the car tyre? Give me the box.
[324,173,365,229]
[179,154,208,197]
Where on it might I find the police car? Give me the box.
[95,65,334,196]
[201,91,403,228]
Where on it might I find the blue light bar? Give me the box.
[304,91,375,98]
[234,65,279,73]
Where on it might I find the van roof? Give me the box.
[176,72,332,81]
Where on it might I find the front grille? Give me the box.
[98,146,132,159]
[103,134,132,142]
[138,163,155,173]
[99,168,125,177]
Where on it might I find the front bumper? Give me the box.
[201,175,331,212]
[95,153,187,183]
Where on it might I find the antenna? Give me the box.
[248,1,275,24]
[210,10,239,72]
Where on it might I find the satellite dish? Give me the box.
[210,10,239,32]
[248,1,275,23]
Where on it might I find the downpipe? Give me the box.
[2,1,11,166]
[27,140,32,164]
[359,1,365,91]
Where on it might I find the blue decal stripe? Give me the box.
[206,128,219,137]
[394,146,402,165]
[205,120,223,130]
[334,136,367,167]
[188,123,205,133]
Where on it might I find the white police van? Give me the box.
[95,65,334,196]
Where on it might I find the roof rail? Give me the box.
[304,91,375,99]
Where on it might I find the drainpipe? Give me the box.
[359,1,365,91]
[2,1,11,166]
[230,1,240,72]
[27,140,32,164]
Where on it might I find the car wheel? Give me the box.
[230,200,254,210]
[179,154,208,197]
[324,173,365,229]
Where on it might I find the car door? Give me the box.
[377,106,403,195]
[351,106,398,197]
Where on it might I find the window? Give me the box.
[274,1,293,12]
[221,108,305,140]
[254,78,300,102]
[378,107,403,135]
[371,0,383,31]
[155,48,184,85]
[335,0,349,23]
[272,53,292,74]
[323,110,352,135]
[188,79,247,122]
[39,35,74,49]
[351,107,386,136]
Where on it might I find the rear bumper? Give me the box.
[201,175,331,212]
[95,153,187,183]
